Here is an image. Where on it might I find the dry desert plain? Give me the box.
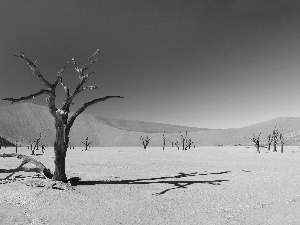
[1,146,300,224]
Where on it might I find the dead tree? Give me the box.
[174,140,179,150]
[180,131,188,150]
[279,133,285,153]
[30,133,42,155]
[267,134,272,151]
[41,141,47,153]
[2,50,123,182]
[251,132,261,153]
[272,127,279,152]
[15,140,18,153]
[82,137,93,151]
[140,136,150,149]
[162,133,166,150]
[186,138,193,150]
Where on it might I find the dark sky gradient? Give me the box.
[1,0,300,129]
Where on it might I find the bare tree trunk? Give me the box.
[281,143,283,153]
[268,143,271,151]
[273,144,277,152]
[53,121,68,183]
[256,145,260,153]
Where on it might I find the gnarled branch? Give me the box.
[53,62,68,88]
[0,153,53,179]
[61,50,100,112]
[3,89,54,105]
[14,52,52,88]
[66,96,124,130]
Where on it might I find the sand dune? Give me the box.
[1,103,300,147]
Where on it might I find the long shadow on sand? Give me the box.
[75,171,230,195]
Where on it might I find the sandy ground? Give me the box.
[1,146,300,224]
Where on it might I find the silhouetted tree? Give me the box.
[2,50,123,182]
[251,132,261,153]
[31,133,42,155]
[186,138,194,150]
[162,133,166,150]
[82,137,93,151]
[272,127,279,152]
[140,136,150,149]
[279,132,285,153]
[174,140,179,150]
[267,134,272,151]
[180,131,188,150]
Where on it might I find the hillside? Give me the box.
[0,103,300,147]
[0,103,217,147]
[94,115,219,133]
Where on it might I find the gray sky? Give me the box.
[1,0,300,129]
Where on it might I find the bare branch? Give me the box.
[60,77,70,99]
[3,89,54,105]
[72,49,99,78]
[82,49,99,72]
[66,96,124,130]
[62,50,99,111]
[71,58,80,73]
[14,52,52,88]
[53,62,68,88]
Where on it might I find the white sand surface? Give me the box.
[1,146,300,224]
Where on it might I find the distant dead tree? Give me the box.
[180,131,188,150]
[279,132,285,153]
[34,134,42,150]
[15,140,19,153]
[41,143,46,153]
[272,127,279,152]
[251,132,261,153]
[14,136,25,154]
[266,134,272,151]
[140,136,150,149]
[180,131,194,150]
[186,138,194,150]
[174,140,180,150]
[162,133,166,150]
[82,137,93,151]
[2,50,123,182]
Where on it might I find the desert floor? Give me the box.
[1,146,300,224]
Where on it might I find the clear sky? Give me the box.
[1,0,300,129]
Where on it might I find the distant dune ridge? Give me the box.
[0,103,300,147]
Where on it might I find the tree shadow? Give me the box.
[75,171,231,195]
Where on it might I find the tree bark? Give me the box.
[52,118,68,182]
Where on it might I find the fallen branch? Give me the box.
[0,153,53,180]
